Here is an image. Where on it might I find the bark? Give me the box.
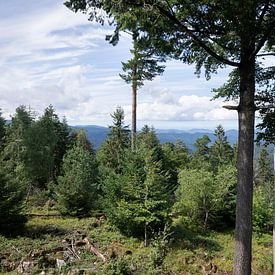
[144,222,148,247]
[273,146,275,274]
[83,237,106,262]
[131,83,137,151]
[233,52,256,275]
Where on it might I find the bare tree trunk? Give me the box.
[203,210,209,233]
[144,222,148,247]
[273,146,275,274]
[131,84,137,151]
[233,57,255,274]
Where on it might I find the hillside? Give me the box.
[73,125,238,150]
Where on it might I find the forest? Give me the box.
[0,105,273,274]
[1,0,275,274]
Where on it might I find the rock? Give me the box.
[56,259,66,269]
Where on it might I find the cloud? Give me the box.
[122,91,237,123]
[0,1,238,129]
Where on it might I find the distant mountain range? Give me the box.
[73,125,238,151]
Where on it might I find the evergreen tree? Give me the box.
[2,106,34,191]
[103,148,171,243]
[0,161,26,233]
[97,107,130,174]
[25,106,73,187]
[56,138,99,217]
[257,147,273,186]
[65,1,275,270]
[162,140,190,191]
[209,125,234,172]
[190,135,211,170]
[120,34,164,150]
[0,110,5,149]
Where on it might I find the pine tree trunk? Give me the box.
[131,84,137,151]
[273,146,275,274]
[233,54,255,275]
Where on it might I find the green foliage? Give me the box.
[0,110,5,149]
[209,125,234,172]
[120,35,165,88]
[103,147,171,241]
[0,163,26,233]
[256,147,273,186]
[190,135,211,170]
[162,140,190,190]
[253,186,273,233]
[56,139,99,217]
[97,107,130,174]
[175,166,237,231]
[25,105,74,187]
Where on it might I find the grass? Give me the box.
[0,212,272,274]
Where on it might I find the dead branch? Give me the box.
[83,237,106,262]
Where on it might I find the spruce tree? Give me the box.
[97,107,130,174]
[56,134,98,217]
[120,34,164,150]
[0,161,26,233]
[103,148,171,243]
[209,125,234,172]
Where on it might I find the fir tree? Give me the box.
[56,138,99,217]
[97,107,130,174]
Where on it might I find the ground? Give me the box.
[0,208,272,274]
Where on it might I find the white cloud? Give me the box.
[0,0,238,129]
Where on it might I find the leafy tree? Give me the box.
[97,107,130,174]
[56,139,99,217]
[209,125,234,172]
[120,34,165,150]
[253,185,273,233]
[175,166,237,232]
[64,1,275,271]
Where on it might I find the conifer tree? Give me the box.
[209,125,234,172]
[257,147,273,186]
[191,135,211,170]
[97,107,130,174]
[56,134,98,217]
[25,106,73,187]
[0,163,26,233]
[120,34,164,150]
[103,148,171,243]
[0,110,5,149]
[64,1,275,270]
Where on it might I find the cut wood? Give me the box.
[83,237,106,262]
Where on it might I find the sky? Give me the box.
[0,0,242,130]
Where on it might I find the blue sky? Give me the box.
[0,0,241,130]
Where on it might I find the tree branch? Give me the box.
[256,53,275,57]
[223,105,239,110]
[155,4,240,67]
[252,19,275,57]
[257,0,270,27]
